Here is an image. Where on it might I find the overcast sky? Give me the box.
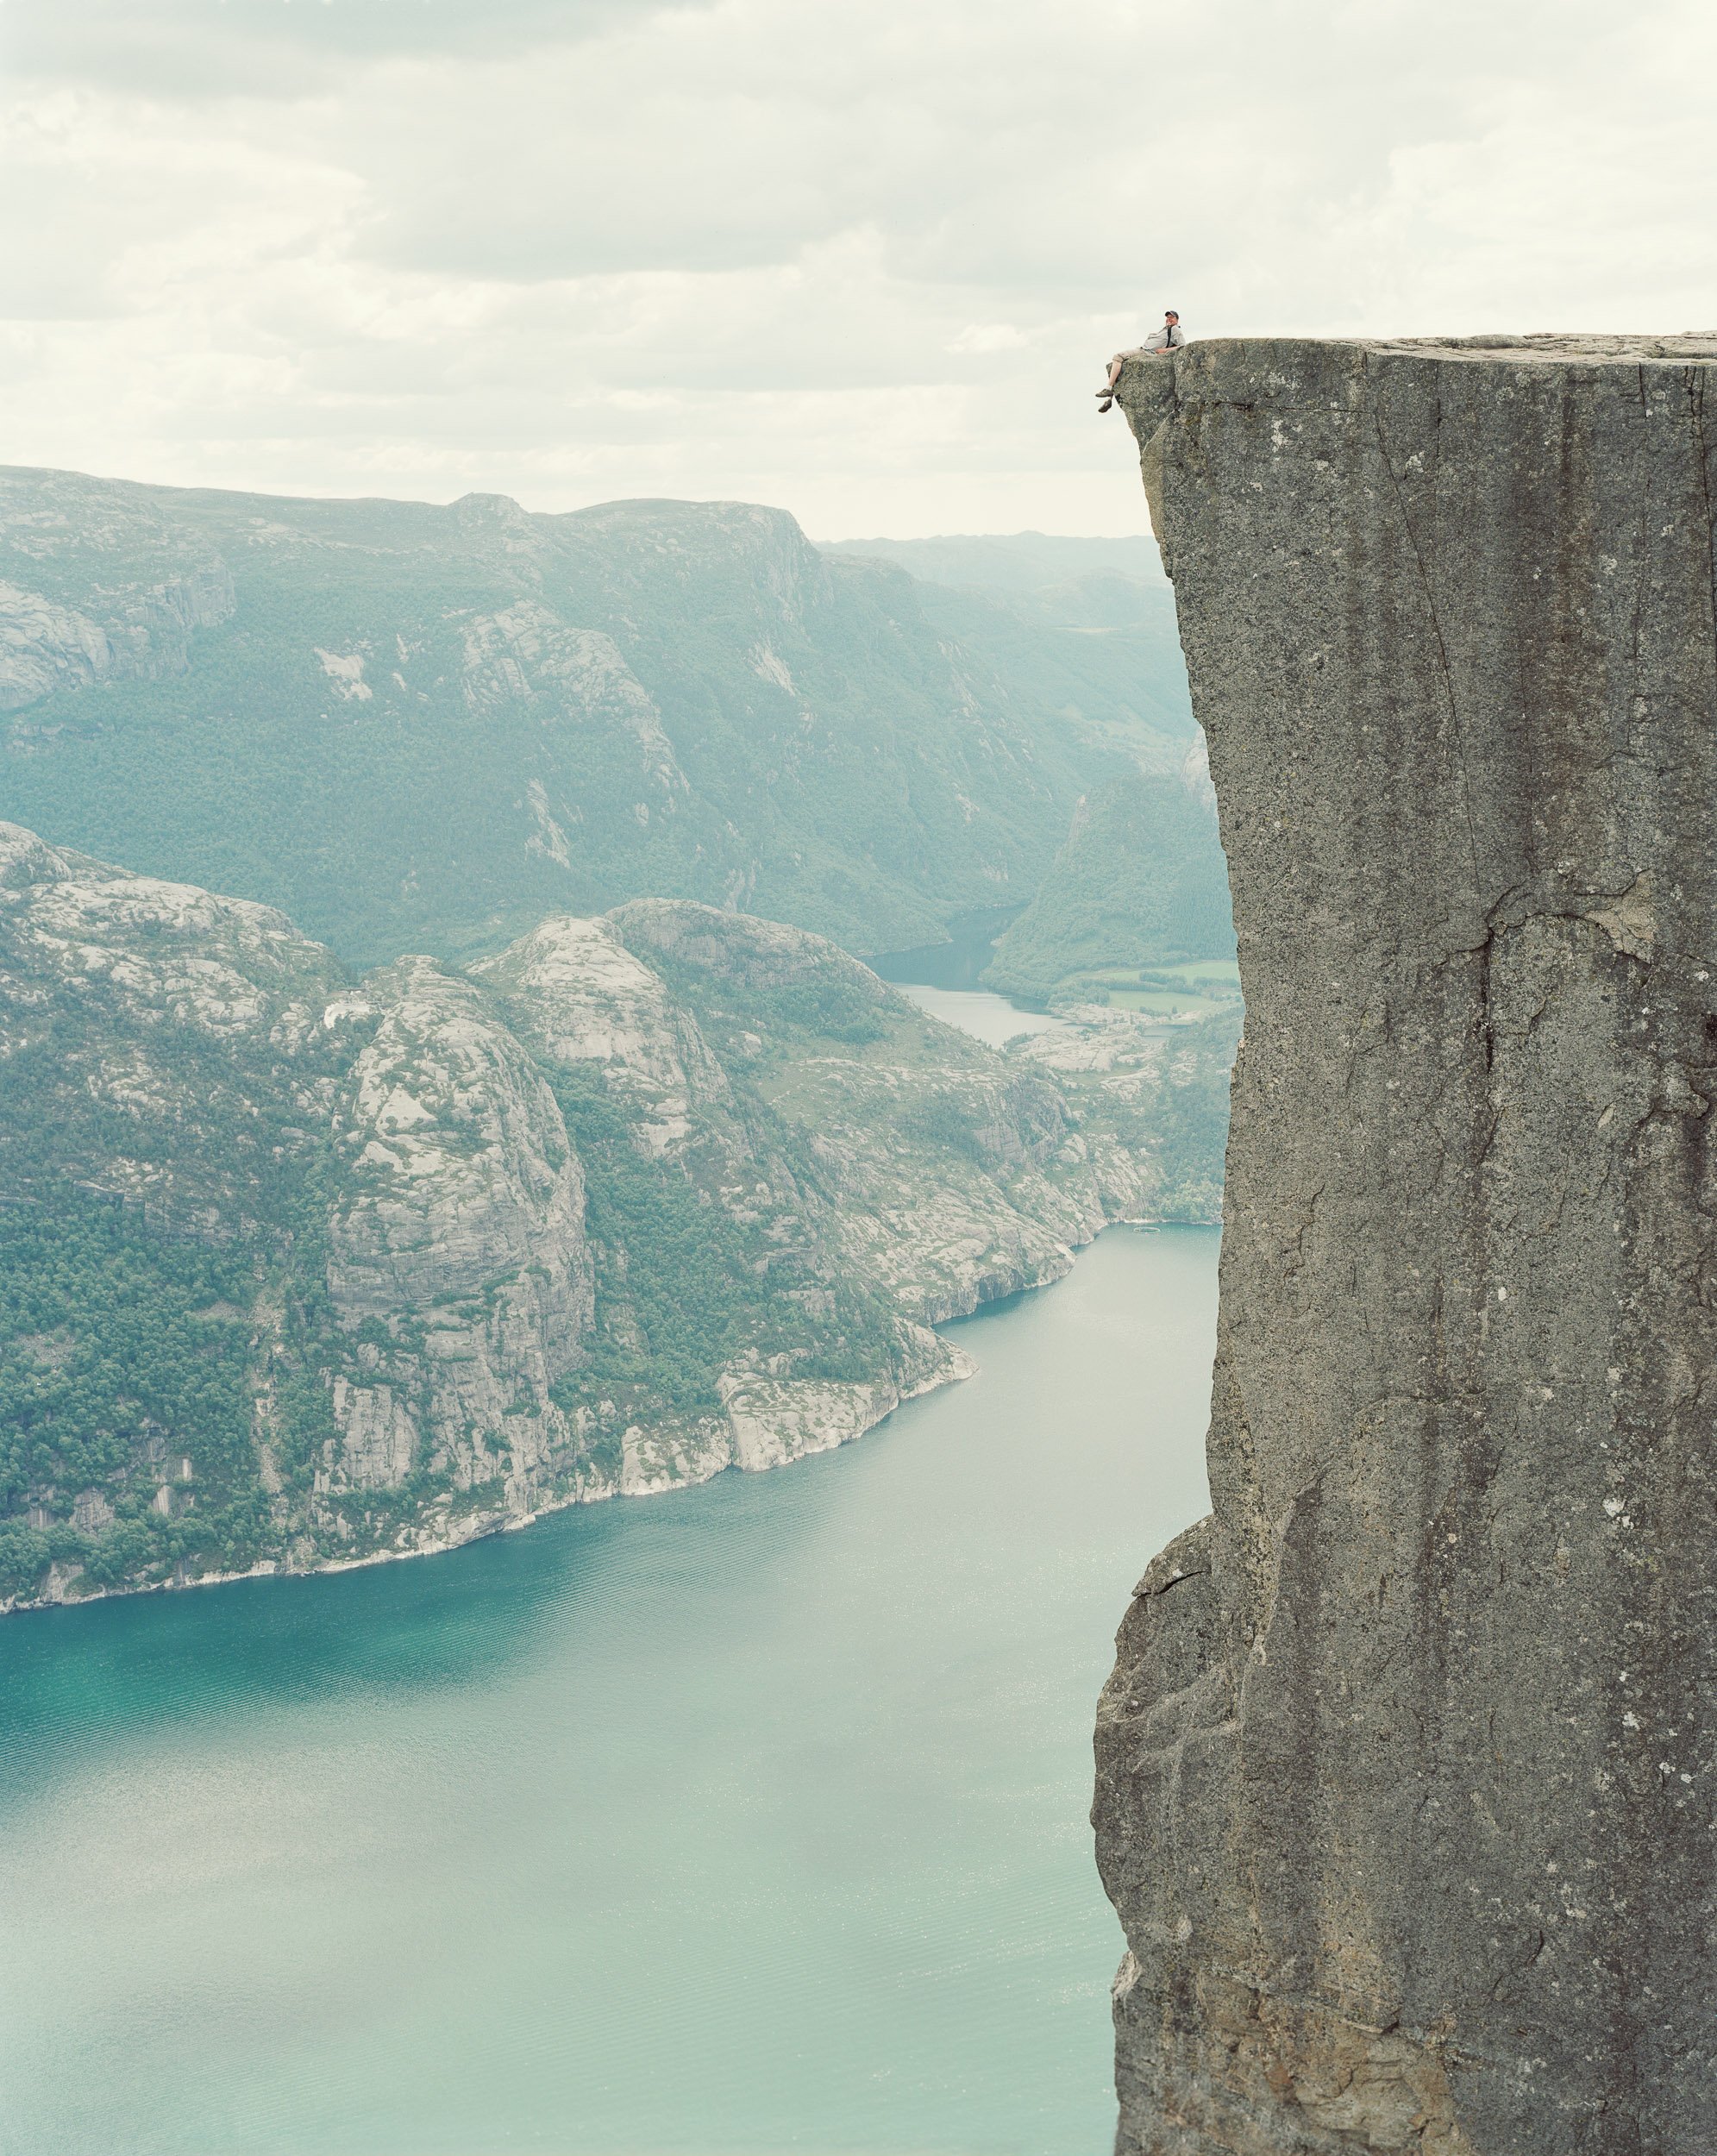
[3,0,1714,536]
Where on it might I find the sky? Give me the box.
[3,0,1715,536]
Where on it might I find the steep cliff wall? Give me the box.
[1095,336,1717,2154]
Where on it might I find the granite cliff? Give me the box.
[0,824,1228,1612]
[1095,336,1717,2153]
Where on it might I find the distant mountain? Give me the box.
[0,469,1188,971]
[983,751,1234,1004]
[0,824,1230,1612]
[820,530,1194,750]
[818,532,1167,592]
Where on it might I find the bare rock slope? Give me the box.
[1097,336,1717,2153]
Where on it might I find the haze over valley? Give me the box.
[0,467,1212,972]
[0,465,1231,1613]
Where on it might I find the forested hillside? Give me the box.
[0,823,1231,1613]
[0,469,1187,971]
[984,756,1234,1004]
[823,530,1195,753]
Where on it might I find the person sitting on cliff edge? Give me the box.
[1096,311,1182,412]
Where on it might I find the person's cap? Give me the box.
[1165,310,1180,318]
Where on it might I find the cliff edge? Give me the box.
[1095,335,1717,2153]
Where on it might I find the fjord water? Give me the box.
[1,1230,1215,2156]
[891,981,1069,1049]
[872,910,1073,1048]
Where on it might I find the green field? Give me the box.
[1100,988,1227,1018]
[1146,958,1241,989]
[1045,958,1240,1020]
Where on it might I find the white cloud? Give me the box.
[2,0,1714,534]
[948,326,1031,355]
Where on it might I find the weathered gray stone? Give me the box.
[1096,336,1717,2154]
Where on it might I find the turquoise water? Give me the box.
[873,918,1068,1048]
[894,983,1069,1050]
[0,1226,1216,2156]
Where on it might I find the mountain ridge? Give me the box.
[0,464,1186,971]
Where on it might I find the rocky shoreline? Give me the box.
[9,1217,1197,1616]
[2,824,1229,1618]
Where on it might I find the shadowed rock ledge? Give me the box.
[1094,336,1717,2154]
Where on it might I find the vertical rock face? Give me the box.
[1096,337,1717,2154]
